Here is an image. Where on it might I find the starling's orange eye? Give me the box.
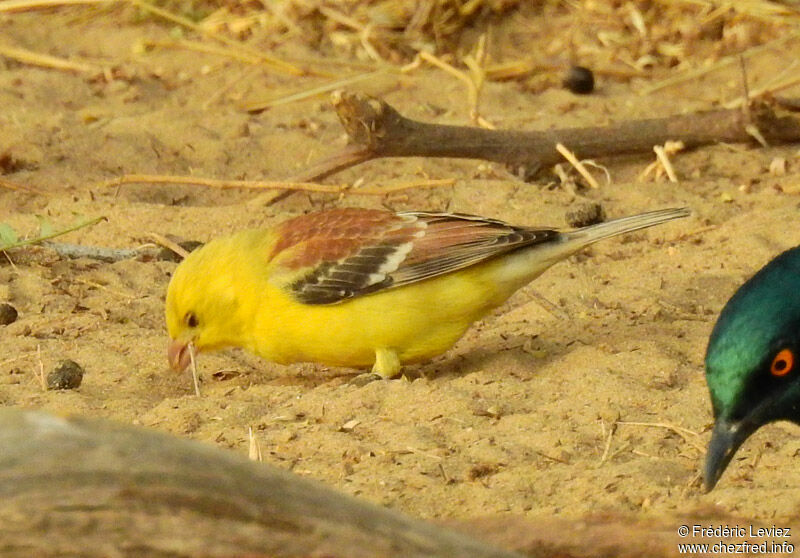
[771,349,794,377]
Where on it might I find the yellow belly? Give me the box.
[249,257,529,369]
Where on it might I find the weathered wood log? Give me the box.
[1,410,796,557]
[0,409,521,558]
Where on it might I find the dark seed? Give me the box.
[0,303,18,325]
[566,202,606,228]
[563,66,595,95]
[47,360,84,390]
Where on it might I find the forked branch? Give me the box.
[296,91,800,182]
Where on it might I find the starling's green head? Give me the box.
[704,246,800,491]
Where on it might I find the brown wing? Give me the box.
[267,208,559,305]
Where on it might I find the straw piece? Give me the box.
[187,342,201,397]
[240,70,392,112]
[128,0,306,77]
[0,43,100,73]
[653,145,678,182]
[101,173,456,196]
[641,29,800,95]
[555,143,600,189]
[0,0,110,12]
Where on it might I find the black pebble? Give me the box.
[563,66,595,95]
[0,303,17,325]
[47,360,85,390]
[566,202,606,228]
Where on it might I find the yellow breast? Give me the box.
[248,257,528,369]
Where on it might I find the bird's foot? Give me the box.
[349,372,384,387]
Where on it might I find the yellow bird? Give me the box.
[166,206,689,378]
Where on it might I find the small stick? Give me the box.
[289,147,372,183]
[652,145,678,183]
[36,345,46,392]
[301,91,800,182]
[0,351,40,369]
[527,290,570,321]
[616,421,704,453]
[0,42,100,73]
[102,173,455,196]
[44,242,145,262]
[73,277,134,301]
[127,0,307,77]
[724,62,800,109]
[146,233,190,260]
[0,0,109,12]
[745,124,769,148]
[438,463,450,484]
[203,65,259,111]
[187,342,201,397]
[532,449,570,464]
[0,177,44,194]
[555,143,600,189]
[599,419,617,464]
[241,69,391,112]
[248,427,262,462]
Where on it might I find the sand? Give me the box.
[2,4,800,538]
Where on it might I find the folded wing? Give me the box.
[266,208,559,305]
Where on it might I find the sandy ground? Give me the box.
[2,4,800,535]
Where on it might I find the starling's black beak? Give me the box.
[704,417,759,492]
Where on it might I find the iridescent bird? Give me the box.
[705,246,800,490]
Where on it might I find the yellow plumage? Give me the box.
[166,207,688,378]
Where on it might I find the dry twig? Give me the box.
[301,91,800,182]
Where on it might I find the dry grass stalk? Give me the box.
[599,419,618,464]
[248,427,262,462]
[745,123,769,147]
[723,62,800,109]
[642,29,800,95]
[0,0,110,12]
[140,38,264,65]
[0,177,44,194]
[127,0,306,77]
[146,232,190,260]
[0,42,100,73]
[187,341,201,397]
[555,143,600,189]
[639,141,685,182]
[415,45,493,128]
[652,145,678,183]
[240,69,391,112]
[616,420,704,454]
[35,344,46,392]
[103,173,455,196]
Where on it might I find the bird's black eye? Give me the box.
[185,312,199,328]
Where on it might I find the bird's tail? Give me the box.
[492,207,690,289]
[563,207,690,249]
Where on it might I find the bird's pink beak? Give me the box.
[167,339,193,373]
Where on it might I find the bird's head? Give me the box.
[165,237,248,373]
[704,246,800,491]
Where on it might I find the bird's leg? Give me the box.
[348,348,401,386]
[372,347,401,378]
